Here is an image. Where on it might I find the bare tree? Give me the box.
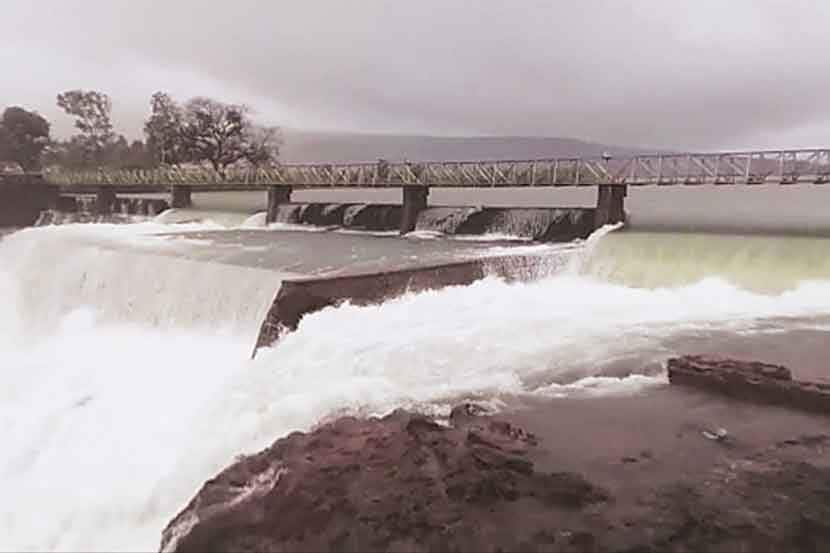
[243,125,281,168]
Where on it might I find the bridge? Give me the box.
[45,148,830,189]
[8,147,830,232]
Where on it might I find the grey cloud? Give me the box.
[4,0,830,149]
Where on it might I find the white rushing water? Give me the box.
[3,221,830,551]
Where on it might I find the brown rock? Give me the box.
[159,409,608,553]
[667,355,830,414]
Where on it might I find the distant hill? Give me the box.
[279,131,655,164]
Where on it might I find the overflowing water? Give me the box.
[240,201,593,240]
[3,217,830,551]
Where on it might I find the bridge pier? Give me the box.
[400,185,429,235]
[95,187,117,215]
[594,184,627,228]
[56,195,78,212]
[171,185,192,208]
[266,185,293,224]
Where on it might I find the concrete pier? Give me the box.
[56,195,79,212]
[595,184,627,228]
[400,185,429,234]
[95,187,117,215]
[266,185,293,224]
[171,185,192,208]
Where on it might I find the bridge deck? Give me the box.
[45,148,830,193]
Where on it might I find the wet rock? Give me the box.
[667,355,830,414]
[159,409,607,553]
[616,455,830,553]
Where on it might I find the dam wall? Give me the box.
[0,174,58,227]
[270,202,596,241]
[253,251,564,354]
[37,178,614,236]
[57,195,169,216]
[38,192,597,242]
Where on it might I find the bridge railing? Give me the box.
[42,148,830,189]
[615,149,830,185]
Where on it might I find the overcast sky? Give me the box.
[3,0,829,150]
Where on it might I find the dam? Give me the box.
[4,148,830,551]
[7,146,830,356]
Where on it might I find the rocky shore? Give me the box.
[161,357,830,552]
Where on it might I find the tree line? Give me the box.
[0,91,280,175]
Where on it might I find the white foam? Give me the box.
[335,228,401,238]
[480,242,574,257]
[403,229,445,240]
[451,233,534,243]
[0,317,250,551]
[241,211,268,228]
[533,374,668,398]
[153,209,250,228]
[267,222,332,233]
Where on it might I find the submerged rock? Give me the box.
[159,407,608,553]
[667,355,830,414]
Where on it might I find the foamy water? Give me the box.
[3,220,830,551]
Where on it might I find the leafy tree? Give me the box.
[125,140,155,169]
[56,89,114,166]
[45,138,154,171]
[144,92,186,166]
[0,106,51,171]
[179,97,280,175]
[179,97,248,175]
[42,137,93,170]
[105,134,131,167]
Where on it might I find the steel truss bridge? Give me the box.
[45,148,830,192]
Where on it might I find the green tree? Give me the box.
[144,92,186,166]
[56,89,114,166]
[125,139,155,169]
[179,97,248,175]
[105,134,131,167]
[179,97,280,175]
[0,106,51,171]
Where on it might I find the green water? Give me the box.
[584,231,830,293]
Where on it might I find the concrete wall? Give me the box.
[0,174,57,227]
[253,252,555,355]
